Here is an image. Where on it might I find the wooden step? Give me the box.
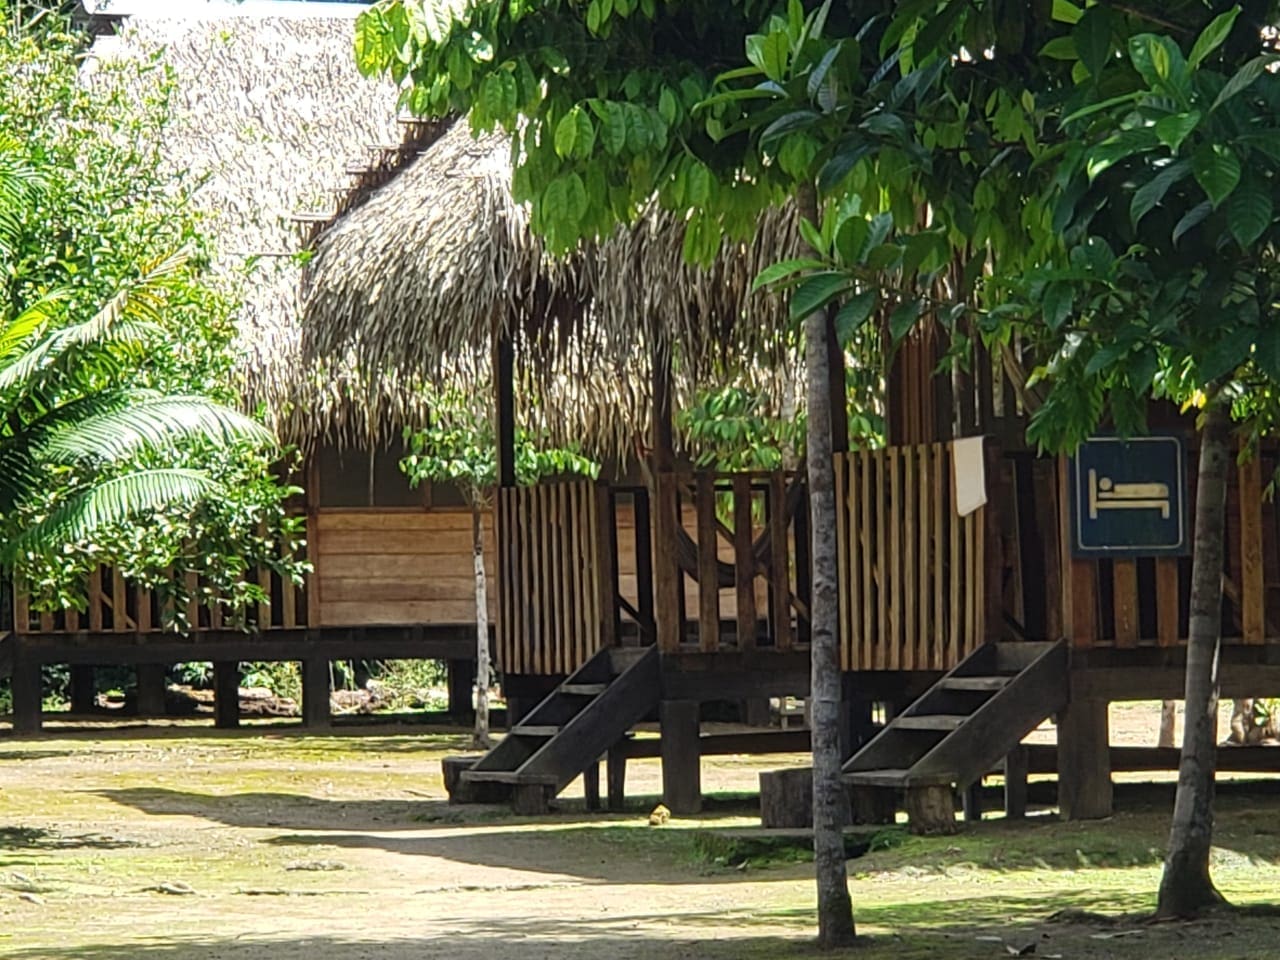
[843,769,952,788]
[462,770,557,785]
[939,676,1010,692]
[560,683,608,696]
[894,715,967,732]
[511,725,561,737]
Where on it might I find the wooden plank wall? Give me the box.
[834,443,987,671]
[498,480,610,676]
[314,508,493,626]
[1064,447,1278,649]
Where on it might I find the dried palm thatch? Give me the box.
[88,16,408,450]
[303,116,808,462]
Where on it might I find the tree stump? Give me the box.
[905,784,957,835]
[441,756,509,804]
[849,785,897,825]
[512,782,554,815]
[760,768,814,828]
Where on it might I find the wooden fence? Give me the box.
[834,443,991,671]
[12,554,305,636]
[497,479,615,675]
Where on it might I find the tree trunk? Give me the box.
[471,501,492,750]
[1156,398,1229,918]
[1158,700,1177,748]
[798,181,856,948]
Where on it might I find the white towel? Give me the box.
[951,436,987,517]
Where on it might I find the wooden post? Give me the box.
[961,780,984,822]
[660,699,701,814]
[69,666,96,713]
[447,659,476,719]
[733,475,757,648]
[10,642,42,735]
[1057,698,1112,820]
[1004,745,1028,819]
[583,761,601,812]
[213,661,240,730]
[135,663,167,717]
[652,341,681,652]
[607,741,628,811]
[301,658,331,728]
[695,472,719,651]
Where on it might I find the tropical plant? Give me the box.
[401,390,598,747]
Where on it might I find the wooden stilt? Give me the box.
[961,780,983,822]
[135,663,167,717]
[583,761,601,811]
[1057,699,1112,819]
[1004,745,1028,819]
[11,643,42,736]
[301,658,331,728]
[69,665,96,713]
[448,659,476,719]
[607,741,628,812]
[213,661,240,730]
[660,699,701,814]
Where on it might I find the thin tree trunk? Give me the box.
[472,501,492,750]
[798,181,856,948]
[1158,700,1177,748]
[1156,398,1230,918]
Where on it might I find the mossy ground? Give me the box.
[0,722,1278,959]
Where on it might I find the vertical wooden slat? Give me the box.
[903,447,917,671]
[517,488,532,674]
[257,523,272,630]
[1113,559,1139,647]
[569,484,585,668]
[845,457,862,671]
[974,507,986,653]
[305,456,322,629]
[505,489,519,671]
[696,472,720,652]
[88,567,104,632]
[65,603,79,633]
[1156,557,1180,647]
[550,483,567,673]
[932,443,945,671]
[38,608,54,633]
[860,451,873,670]
[655,471,682,652]
[1033,460,1064,642]
[834,454,850,668]
[888,447,902,670]
[769,471,793,650]
[594,482,619,652]
[733,475,757,649]
[1240,453,1265,644]
[112,568,128,633]
[917,445,931,672]
[875,449,888,670]
[964,511,977,657]
[528,486,543,674]
[513,489,527,674]
[14,581,30,633]
[949,469,962,668]
[135,585,152,633]
[1069,559,1098,649]
[281,547,298,630]
[539,484,554,673]
[185,569,199,630]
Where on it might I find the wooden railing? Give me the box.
[654,470,809,653]
[12,556,306,635]
[834,443,992,671]
[497,479,615,675]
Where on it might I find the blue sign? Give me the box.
[1069,436,1189,557]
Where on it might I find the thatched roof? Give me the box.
[88,15,405,450]
[302,117,807,461]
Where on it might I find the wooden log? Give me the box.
[301,657,331,729]
[135,663,167,717]
[696,472,720,652]
[1057,698,1112,820]
[660,699,702,814]
[1004,745,1029,819]
[759,767,815,829]
[213,661,240,729]
[905,784,957,835]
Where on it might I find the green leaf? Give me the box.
[818,135,871,192]
[752,258,828,292]
[1192,142,1241,206]
[1042,281,1074,331]
[1227,172,1273,247]
[834,216,869,264]
[1085,129,1157,180]
[798,217,826,255]
[1129,34,1187,95]
[1257,323,1280,379]
[1211,54,1280,112]
[1130,158,1190,226]
[1172,199,1212,245]
[790,272,850,321]
[754,31,790,83]
[888,298,922,343]
[599,101,627,155]
[1153,112,1200,152]
[913,0,964,60]
[760,110,820,147]
[1061,90,1140,125]
[554,111,579,158]
[1072,6,1112,78]
[1188,6,1239,68]
[658,87,679,124]
[834,291,876,347]
[807,42,843,102]
[1039,36,1077,60]
[482,71,517,122]
[353,12,386,76]
[1052,0,1083,24]
[1198,326,1254,383]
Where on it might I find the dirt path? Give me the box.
[0,713,1277,959]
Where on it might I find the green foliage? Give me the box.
[0,12,306,619]
[400,388,598,505]
[677,386,802,471]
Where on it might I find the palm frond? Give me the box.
[0,145,44,261]
[0,314,164,398]
[0,291,69,363]
[40,395,274,465]
[1,468,217,564]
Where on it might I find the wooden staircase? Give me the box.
[461,645,659,812]
[843,641,1068,824]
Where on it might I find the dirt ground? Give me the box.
[1,702,1279,959]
